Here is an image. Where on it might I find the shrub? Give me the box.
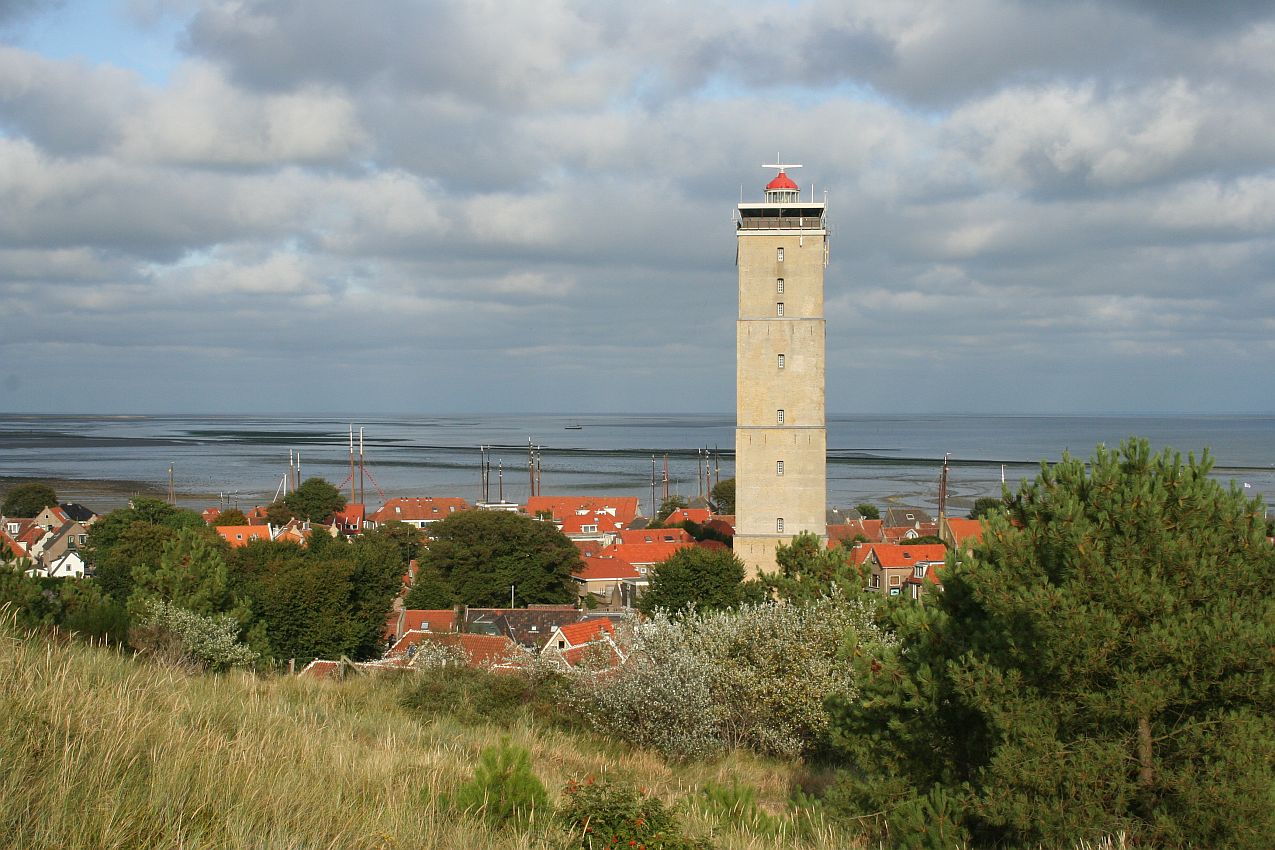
[569,593,892,758]
[557,777,713,850]
[698,780,784,837]
[129,599,257,672]
[826,440,1275,849]
[449,739,548,830]
[402,664,583,730]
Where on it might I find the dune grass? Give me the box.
[0,618,858,849]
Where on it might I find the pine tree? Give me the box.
[826,439,1275,849]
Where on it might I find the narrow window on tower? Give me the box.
[776,517,785,534]
[777,353,785,369]
[777,409,785,424]
[776,460,784,476]
[776,302,785,317]
[777,247,784,262]
[776,277,784,294]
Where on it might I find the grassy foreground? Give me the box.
[0,620,855,850]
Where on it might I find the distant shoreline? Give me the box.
[0,475,222,513]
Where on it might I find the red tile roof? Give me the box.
[945,518,985,548]
[572,540,604,557]
[214,525,273,548]
[600,540,691,566]
[412,632,516,667]
[402,609,456,633]
[829,519,883,544]
[557,510,628,536]
[574,556,641,581]
[662,507,711,526]
[867,543,948,569]
[370,497,470,524]
[617,527,692,545]
[556,618,616,647]
[525,496,640,525]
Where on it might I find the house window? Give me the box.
[776,517,785,534]
[776,302,784,317]
[777,247,784,262]
[776,278,784,294]
[776,460,784,476]
[914,565,926,578]
[582,524,597,533]
[889,575,901,587]
[558,639,565,648]
[777,353,785,369]
[777,409,785,425]
[869,573,880,589]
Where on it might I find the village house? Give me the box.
[573,555,642,608]
[854,542,948,597]
[941,517,986,553]
[525,496,641,529]
[368,497,470,530]
[214,524,274,548]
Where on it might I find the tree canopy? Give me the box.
[281,477,346,522]
[710,477,735,514]
[761,531,862,602]
[211,507,248,526]
[966,495,1005,519]
[854,503,879,520]
[638,546,764,615]
[2,482,58,517]
[418,510,578,608]
[826,440,1275,849]
[653,495,688,524]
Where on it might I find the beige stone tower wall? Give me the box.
[734,199,828,577]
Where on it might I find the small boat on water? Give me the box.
[564,423,583,430]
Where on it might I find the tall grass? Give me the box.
[0,617,859,849]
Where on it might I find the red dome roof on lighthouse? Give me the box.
[766,170,799,192]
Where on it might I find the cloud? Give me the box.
[1,0,1273,414]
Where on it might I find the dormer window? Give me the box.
[915,565,926,579]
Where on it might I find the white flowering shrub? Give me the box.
[568,593,892,759]
[131,599,258,672]
[406,639,468,670]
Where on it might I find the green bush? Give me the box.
[449,739,547,830]
[699,780,784,837]
[826,440,1275,849]
[129,599,257,671]
[403,665,583,730]
[557,777,712,850]
[570,594,892,758]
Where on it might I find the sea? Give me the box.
[1,413,1272,517]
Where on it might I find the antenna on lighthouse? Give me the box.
[762,157,803,172]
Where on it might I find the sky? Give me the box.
[2,0,1274,415]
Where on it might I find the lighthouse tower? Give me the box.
[733,162,828,576]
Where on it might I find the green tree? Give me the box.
[761,531,863,602]
[710,477,736,514]
[363,520,423,563]
[404,563,456,609]
[1,482,57,517]
[639,546,764,615]
[282,477,345,521]
[128,528,239,619]
[654,495,688,524]
[87,499,206,603]
[421,510,578,608]
[211,507,248,526]
[826,440,1275,849]
[94,522,179,604]
[855,503,879,520]
[967,495,1005,519]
